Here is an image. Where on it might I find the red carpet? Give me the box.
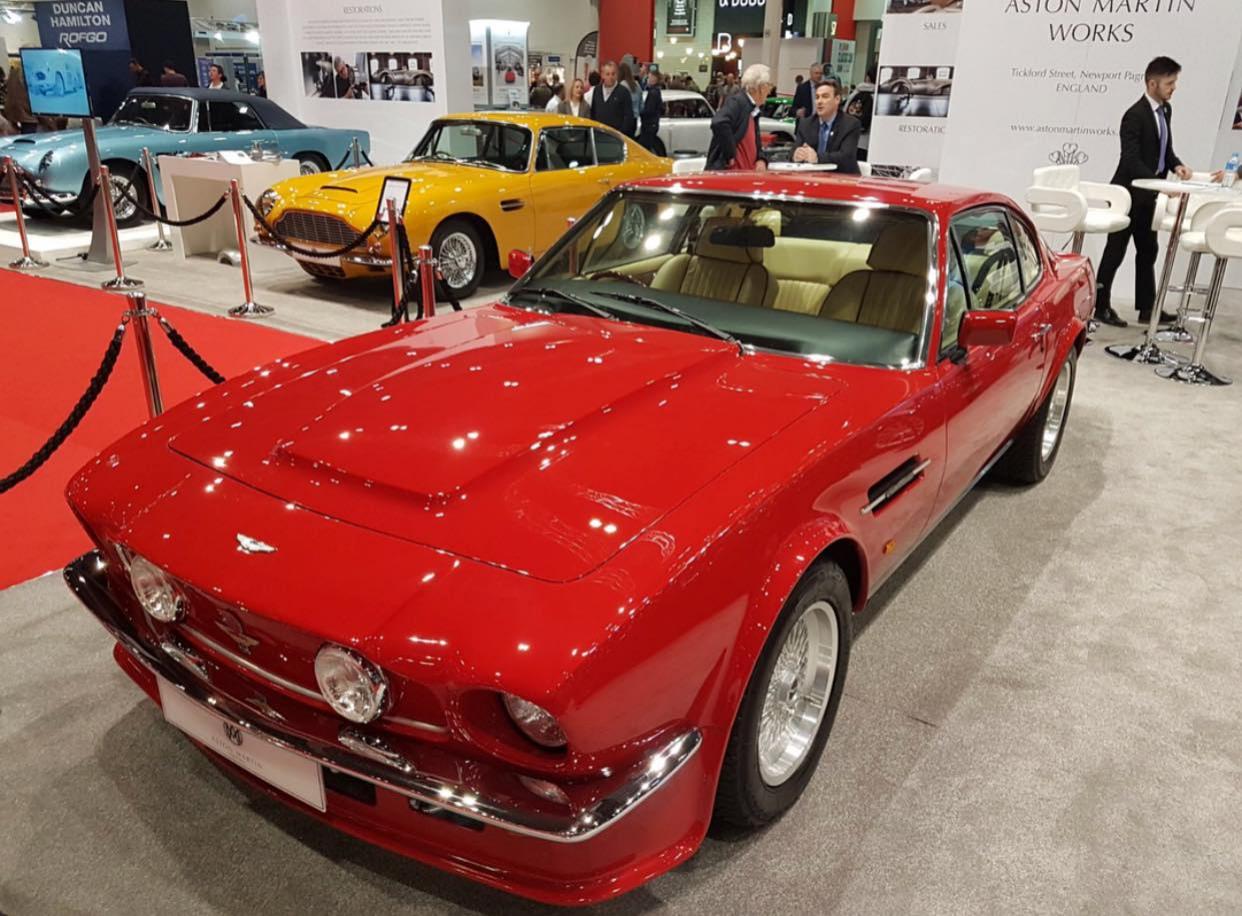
[0,271,318,588]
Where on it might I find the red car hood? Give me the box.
[169,306,839,582]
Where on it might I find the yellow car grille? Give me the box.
[275,210,362,248]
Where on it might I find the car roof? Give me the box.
[619,172,1015,218]
[438,110,610,130]
[660,89,707,101]
[128,87,305,129]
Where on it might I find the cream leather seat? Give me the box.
[764,239,872,315]
[819,221,930,336]
[650,217,771,307]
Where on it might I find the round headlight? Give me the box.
[257,188,280,218]
[314,645,388,723]
[503,693,567,749]
[128,555,185,622]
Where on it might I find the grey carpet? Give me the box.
[2,299,1241,914]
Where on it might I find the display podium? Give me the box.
[158,155,300,259]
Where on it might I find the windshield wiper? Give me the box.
[415,151,459,162]
[593,291,745,355]
[510,286,615,320]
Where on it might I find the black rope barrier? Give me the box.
[381,223,463,327]
[114,182,229,227]
[15,171,99,215]
[0,321,128,495]
[334,149,352,171]
[361,149,375,167]
[243,194,381,259]
[156,315,227,385]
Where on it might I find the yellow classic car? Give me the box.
[254,111,672,297]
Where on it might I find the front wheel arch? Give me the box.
[431,211,499,270]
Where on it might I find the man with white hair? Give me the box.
[706,63,772,171]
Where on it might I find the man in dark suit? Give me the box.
[589,61,635,137]
[1094,56,1193,328]
[792,62,823,119]
[792,78,861,175]
[706,64,773,171]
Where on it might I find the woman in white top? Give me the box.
[557,79,587,118]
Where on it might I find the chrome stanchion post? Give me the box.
[1070,230,1085,255]
[351,136,362,170]
[5,156,47,270]
[99,165,143,291]
[1105,190,1188,365]
[126,291,164,418]
[142,148,172,252]
[387,198,404,320]
[419,244,436,319]
[226,179,273,318]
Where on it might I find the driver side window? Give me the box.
[951,209,1023,312]
[537,127,594,171]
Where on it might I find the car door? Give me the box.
[933,206,1049,515]
[528,125,600,253]
[203,98,277,155]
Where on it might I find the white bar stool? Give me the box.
[1156,205,1242,387]
[1153,179,1225,343]
[1025,165,1130,254]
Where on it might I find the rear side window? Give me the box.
[593,129,626,165]
[1010,213,1044,291]
[207,101,265,132]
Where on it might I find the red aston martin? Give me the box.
[64,172,1094,905]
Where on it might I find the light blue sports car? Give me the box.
[0,88,371,225]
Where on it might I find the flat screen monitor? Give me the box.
[21,48,92,118]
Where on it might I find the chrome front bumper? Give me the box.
[64,552,701,844]
[254,234,393,268]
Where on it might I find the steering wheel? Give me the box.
[590,270,650,287]
[970,247,1018,309]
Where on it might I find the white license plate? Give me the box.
[158,676,326,812]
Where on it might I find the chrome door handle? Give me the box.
[1031,322,1052,342]
[598,178,612,186]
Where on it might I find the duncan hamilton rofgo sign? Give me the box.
[36,0,131,51]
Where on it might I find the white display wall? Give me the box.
[255,0,471,164]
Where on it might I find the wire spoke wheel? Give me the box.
[438,231,477,292]
[109,175,137,222]
[756,600,839,787]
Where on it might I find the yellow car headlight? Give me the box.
[257,188,280,219]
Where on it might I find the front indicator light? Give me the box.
[503,693,567,749]
[128,555,186,622]
[315,645,389,723]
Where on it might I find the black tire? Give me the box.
[713,562,852,829]
[993,348,1078,485]
[106,162,148,227]
[22,207,55,221]
[296,152,330,175]
[431,218,485,300]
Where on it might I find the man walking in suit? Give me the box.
[792,78,861,174]
[1094,56,1193,328]
[589,61,635,137]
[792,62,823,119]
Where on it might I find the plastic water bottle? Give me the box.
[1224,153,1240,189]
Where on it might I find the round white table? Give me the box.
[768,162,838,172]
[1107,177,1239,366]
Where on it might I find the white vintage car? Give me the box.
[648,89,795,157]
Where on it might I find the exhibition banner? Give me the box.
[940,0,1242,206]
[868,0,964,178]
[36,0,130,51]
[256,0,469,163]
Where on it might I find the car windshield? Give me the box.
[510,190,934,368]
[111,95,193,131]
[408,121,531,171]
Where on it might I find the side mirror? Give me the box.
[507,249,534,280]
[958,310,1017,349]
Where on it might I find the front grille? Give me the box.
[299,261,348,279]
[275,209,361,247]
